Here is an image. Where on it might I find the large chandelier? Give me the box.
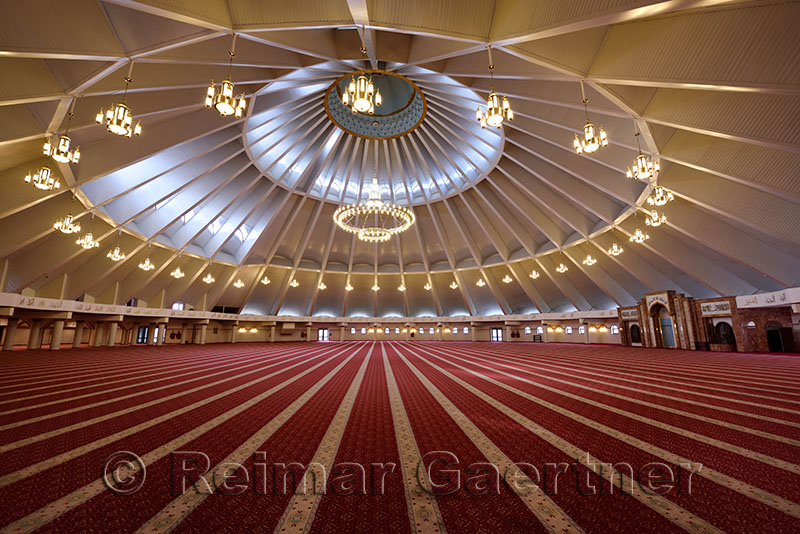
[573,80,608,155]
[582,255,597,266]
[333,167,415,242]
[629,228,650,244]
[645,209,667,227]
[233,279,245,288]
[476,278,486,287]
[556,263,569,274]
[54,213,80,234]
[138,257,155,271]
[476,46,512,129]
[626,122,659,180]
[529,270,540,279]
[44,99,80,164]
[25,167,60,191]
[647,185,674,207]
[203,272,215,284]
[171,266,185,279]
[76,232,99,249]
[96,62,142,138]
[342,70,381,114]
[205,34,247,118]
[607,242,624,256]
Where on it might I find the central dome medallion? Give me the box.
[244,62,504,206]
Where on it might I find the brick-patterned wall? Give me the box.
[735,307,793,352]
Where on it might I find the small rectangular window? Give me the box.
[464,326,469,334]
[429,327,435,335]
[565,326,573,334]
[579,325,585,334]
[385,327,390,334]
[172,302,185,311]
[360,327,366,335]
[611,324,620,335]
[395,327,400,334]
[524,326,531,334]
[452,327,459,335]
[536,326,543,335]
[350,327,356,335]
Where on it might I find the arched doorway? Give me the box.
[650,304,676,348]
[629,324,642,344]
[766,322,786,352]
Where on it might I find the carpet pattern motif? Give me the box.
[0,341,798,533]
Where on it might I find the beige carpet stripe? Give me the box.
[451,347,800,429]
[270,346,373,534]
[423,345,800,474]
[0,343,338,455]
[0,348,276,398]
[1,344,361,534]
[135,344,370,534]
[389,344,586,534]
[407,344,800,521]
[0,343,334,429]
[442,345,800,449]
[0,349,296,406]
[381,343,446,534]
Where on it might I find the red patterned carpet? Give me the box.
[0,341,798,533]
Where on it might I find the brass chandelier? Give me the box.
[647,185,674,207]
[171,266,185,279]
[107,246,126,262]
[644,209,667,227]
[44,99,80,164]
[476,45,512,129]
[96,62,142,138]
[25,167,60,191]
[341,33,382,115]
[629,228,650,244]
[76,232,99,249]
[205,34,247,118]
[573,80,608,155]
[54,213,80,234]
[626,122,659,180]
[607,242,624,256]
[333,157,415,242]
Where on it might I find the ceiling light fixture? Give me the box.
[647,185,674,207]
[96,61,142,138]
[644,209,667,227]
[398,283,406,292]
[345,282,353,291]
[573,80,607,155]
[171,266,185,279]
[138,257,155,271]
[233,278,245,288]
[260,276,271,285]
[203,272,216,284]
[289,279,299,288]
[529,270,540,279]
[582,255,597,266]
[502,274,513,283]
[476,278,486,287]
[76,232,99,249]
[556,263,569,274]
[424,282,432,291]
[341,30,381,115]
[44,98,80,164]
[629,228,650,244]
[205,34,247,118]
[25,167,60,191]
[318,281,327,290]
[450,281,458,289]
[107,246,126,262]
[476,45,512,129]
[333,153,415,242]
[607,242,624,256]
[54,213,80,234]
[626,121,659,180]
[372,283,380,292]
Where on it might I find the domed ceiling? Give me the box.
[1,0,799,318]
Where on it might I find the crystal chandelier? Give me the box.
[450,281,458,289]
[96,62,142,138]
[25,167,60,191]
[205,34,247,118]
[342,70,381,114]
[529,270,540,279]
[629,228,650,244]
[76,232,99,249]
[476,45,512,129]
[556,263,569,273]
[502,275,513,283]
[203,272,216,284]
[233,279,245,288]
[289,279,299,288]
[171,266,185,279]
[318,281,327,290]
[647,185,674,207]
[607,243,624,256]
[626,122,659,180]
[345,282,353,291]
[43,99,80,164]
[333,160,415,242]
[107,246,126,262]
[573,80,608,155]
[138,257,155,271]
[260,276,271,285]
[476,278,486,287]
[54,213,80,234]
[582,255,597,266]
[644,209,667,227]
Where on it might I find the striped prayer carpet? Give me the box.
[0,341,798,533]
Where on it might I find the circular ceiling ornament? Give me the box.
[324,70,427,140]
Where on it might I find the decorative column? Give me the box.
[471,326,477,342]
[306,326,311,342]
[147,324,156,345]
[199,324,207,345]
[27,319,43,350]
[584,324,590,344]
[50,320,65,351]
[155,324,165,346]
[231,325,237,344]
[2,320,18,351]
[92,322,104,347]
[107,322,118,347]
[181,324,188,345]
[131,323,140,345]
[72,322,84,348]
[541,324,548,343]
[269,326,275,342]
